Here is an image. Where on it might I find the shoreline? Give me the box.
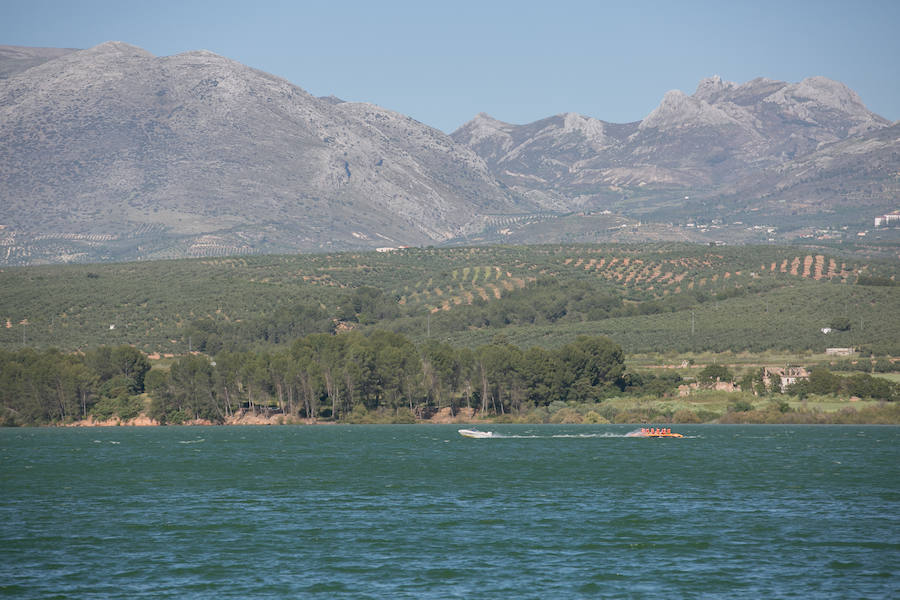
[52,407,900,427]
[61,407,488,427]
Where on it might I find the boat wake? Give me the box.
[500,433,632,439]
[459,429,699,439]
[459,429,651,439]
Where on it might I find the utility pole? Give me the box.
[691,310,695,337]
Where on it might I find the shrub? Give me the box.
[90,395,143,421]
[729,399,754,412]
[583,410,610,424]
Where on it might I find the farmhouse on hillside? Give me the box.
[763,366,810,392]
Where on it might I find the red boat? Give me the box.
[626,427,684,438]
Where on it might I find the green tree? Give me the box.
[558,335,625,401]
[698,363,733,384]
[169,354,221,421]
[805,368,842,395]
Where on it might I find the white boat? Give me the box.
[458,429,493,438]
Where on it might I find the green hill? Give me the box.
[1,243,898,355]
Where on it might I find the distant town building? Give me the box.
[825,347,855,356]
[874,211,900,227]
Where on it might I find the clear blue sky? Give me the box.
[3,0,898,132]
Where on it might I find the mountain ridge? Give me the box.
[451,74,897,222]
[1,43,897,265]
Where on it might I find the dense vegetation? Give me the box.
[4,334,897,426]
[2,243,898,425]
[1,334,642,425]
[0,345,150,425]
[2,243,898,355]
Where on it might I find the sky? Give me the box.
[3,0,899,132]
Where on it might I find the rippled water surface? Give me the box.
[2,425,898,598]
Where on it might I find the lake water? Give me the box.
[1,425,898,598]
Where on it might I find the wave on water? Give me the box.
[178,438,206,444]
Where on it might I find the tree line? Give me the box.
[147,332,637,424]
[3,333,896,427]
[3,333,676,425]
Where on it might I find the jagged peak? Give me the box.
[693,75,736,102]
[560,111,602,126]
[559,112,607,143]
[640,89,738,130]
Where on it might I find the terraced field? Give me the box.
[1,243,897,354]
[374,246,878,317]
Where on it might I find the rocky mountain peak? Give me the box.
[768,76,873,115]
[693,75,736,102]
[452,112,512,146]
[639,89,738,130]
[560,112,607,143]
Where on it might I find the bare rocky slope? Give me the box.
[1,43,897,265]
[0,45,78,79]
[0,42,529,263]
[451,76,898,224]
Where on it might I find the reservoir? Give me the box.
[2,425,898,598]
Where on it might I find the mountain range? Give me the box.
[1,42,897,264]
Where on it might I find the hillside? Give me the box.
[0,45,78,79]
[1,244,898,355]
[0,42,528,264]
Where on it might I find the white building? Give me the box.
[874,212,900,227]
